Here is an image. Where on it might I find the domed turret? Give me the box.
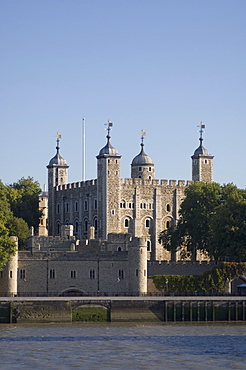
[97,122,119,158]
[131,130,155,180]
[191,122,214,182]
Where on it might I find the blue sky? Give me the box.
[1,0,246,189]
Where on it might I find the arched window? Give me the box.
[166,221,170,229]
[145,219,150,228]
[75,220,78,233]
[57,223,60,235]
[124,218,129,228]
[167,204,171,212]
[147,240,151,251]
[94,218,98,231]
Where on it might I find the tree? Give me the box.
[158,226,182,261]
[7,177,42,233]
[208,184,246,262]
[177,182,221,260]
[6,216,30,250]
[159,182,246,262]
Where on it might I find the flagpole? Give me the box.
[82,117,86,181]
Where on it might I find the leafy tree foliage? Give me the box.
[7,177,42,233]
[0,177,41,269]
[159,182,246,262]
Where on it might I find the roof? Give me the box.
[131,144,154,166]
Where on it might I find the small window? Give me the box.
[90,269,95,279]
[136,269,138,277]
[75,220,78,233]
[166,221,170,229]
[20,269,26,279]
[9,271,12,279]
[108,159,110,164]
[111,210,115,215]
[84,200,88,211]
[129,203,131,209]
[147,240,151,251]
[57,204,60,214]
[75,201,78,212]
[57,223,60,235]
[146,219,150,228]
[149,203,152,209]
[149,167,151,171]
[50,269,55,279]
[139,167,142,171]
[94,199,97,210]
[118,247,122,251]
[108,171,110,175]
[66,203,69,213]
[94,218,98,231]
[70,270,76,279]
[149,176,151,180]
[116,159,118,164]
[118,270,124,279]
[115,171,118,175]
[204,159,208,164]
[167,204,171,212]
[124,218,129,228]
[138,175,141,178]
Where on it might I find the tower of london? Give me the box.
[0,122,214,297]
[47,122,213,261]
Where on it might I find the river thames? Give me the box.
[0,322,246,369]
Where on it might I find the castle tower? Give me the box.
[191,122,214,182]
[96,122,122,239]
[131,130,155,180]
[128,237,147,294]
[47,134,69,235]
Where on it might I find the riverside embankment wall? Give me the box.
[1,297,246,323]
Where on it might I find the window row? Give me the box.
[56,199,98,214]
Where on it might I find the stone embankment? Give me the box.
[1,297,246,323]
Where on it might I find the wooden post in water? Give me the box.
[228,302,231,321]
[212,302,215,321]
[164,301,168,322]
[205,302,208,322]
[189,302,192,322]
[173,302,176,322]
[236,302,238,321]
[243,301,245,321]
[182,302,185,322]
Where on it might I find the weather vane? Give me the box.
[197,122,205,142]
[140,129,146,144]
[105,120,113,136]
[56,132,62,146]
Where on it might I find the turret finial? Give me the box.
[140,129,146,147]
[105,120,113,140]
[198,122,205,146]
[56,132,62,151]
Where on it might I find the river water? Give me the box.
[0,323,246,369]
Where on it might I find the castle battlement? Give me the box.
[121,178,192,187]
[57,179,97,191]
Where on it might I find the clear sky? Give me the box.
[1,0,246,190]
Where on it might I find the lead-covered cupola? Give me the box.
[47,134,69,188]
[131,130,155,180]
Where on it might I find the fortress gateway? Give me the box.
[0,122,214,296]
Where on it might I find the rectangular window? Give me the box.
[84,200,88,211]
[20,269,26,279]
[49,269,55,279]
[90,269,95,279]
[70,270,76,279]
[118,270,124,279]
[136,269,138,277]
[9,271,12,279]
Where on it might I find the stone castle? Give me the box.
[0,122,214,296]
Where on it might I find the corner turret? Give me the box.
[191,122,214,182]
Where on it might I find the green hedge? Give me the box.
[151,262,246,294]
